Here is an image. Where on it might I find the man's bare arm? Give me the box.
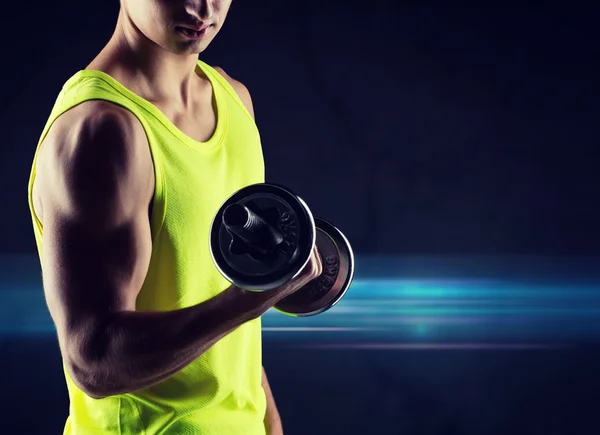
[262,367,283,434]
[36,101,321,400]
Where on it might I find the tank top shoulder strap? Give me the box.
[197,61,255,122]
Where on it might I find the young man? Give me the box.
[27,1,322,434]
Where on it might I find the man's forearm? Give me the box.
[68,285,275,399]
[262,367,283,434]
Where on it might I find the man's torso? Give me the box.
[29,59,268,434]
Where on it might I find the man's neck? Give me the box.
[94,12,202,108]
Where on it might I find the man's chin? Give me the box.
[167,40,210,56]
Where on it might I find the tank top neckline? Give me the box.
[67,60,227,153]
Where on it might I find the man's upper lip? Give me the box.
[179,24,210,32]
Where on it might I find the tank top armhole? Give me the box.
[114,104,167,248]
[29,90,167,250]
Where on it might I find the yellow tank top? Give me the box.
[27,60,267,434]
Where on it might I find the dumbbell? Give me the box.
[209,183,354,317]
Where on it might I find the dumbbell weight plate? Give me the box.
[210,183,316,291]
[274,217,355,317]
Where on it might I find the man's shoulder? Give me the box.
[39,100,149,185]
[50,100,145,149]
[212,66,245,90]
[211,66,254,118]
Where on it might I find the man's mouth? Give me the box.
[176,26,210,39]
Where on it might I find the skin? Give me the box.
[32,1,320,434]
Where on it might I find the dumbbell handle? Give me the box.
[222,203,284,255]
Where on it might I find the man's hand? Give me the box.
[262,367,283,435]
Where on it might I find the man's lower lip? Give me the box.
[177,26,208,39]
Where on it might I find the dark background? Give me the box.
[1,2,600,434]
[2,2,599,255]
